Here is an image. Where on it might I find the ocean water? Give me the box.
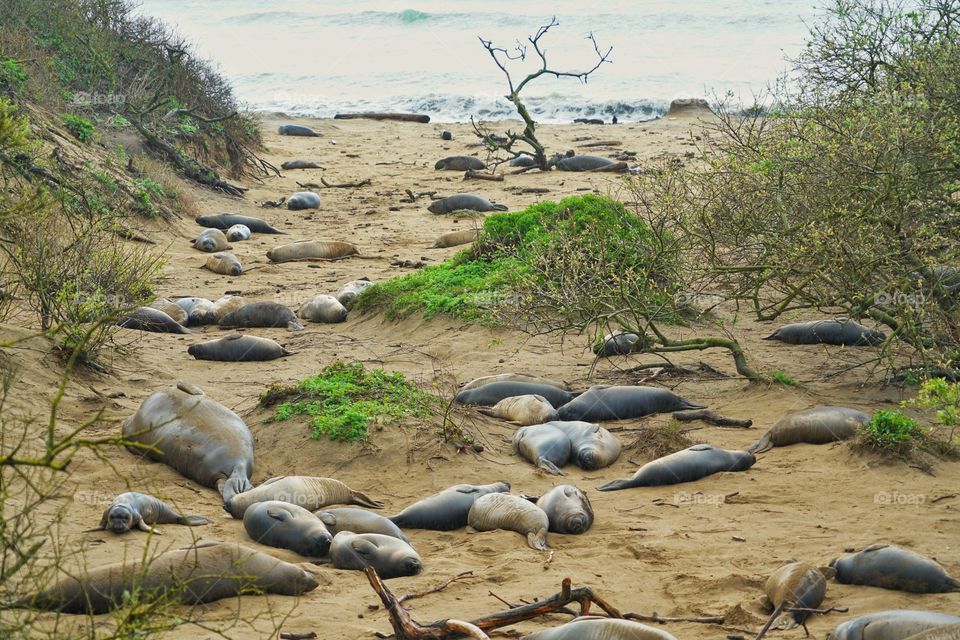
[135,1,820,123]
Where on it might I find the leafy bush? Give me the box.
[0,59,26,93]
[132,177,165,217]
[260,361,440,442]
[771,371,797,386]
[904,378,960,429]
[62,112,93,141]
[860,410,924,452]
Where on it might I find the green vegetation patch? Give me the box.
[859,410,924,453]
[63,113,93,142]
[260,361,439,442]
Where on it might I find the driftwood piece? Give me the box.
[335,112,430,124]
[463,170,504,182]
[579,140,622,147]
[280,633,317,640]
[320,176,372,188]
[673,410,753,428]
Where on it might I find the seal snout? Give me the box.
[577,450,600,470]
[401,557,423,576]
[311,532,333,557]
[565,515,589,534]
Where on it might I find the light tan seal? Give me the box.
[477,394,559,425]
[203,252,242,275]
[523,617,678,640]
[749,406,869,453]
[191,228,231,252]
[225,475,384,518]
[148,298,188,325]
[429,229,479,248]
[759,561,834,633]
[266,240,359,263]
[461,373,570,391]
[467,493,549,550]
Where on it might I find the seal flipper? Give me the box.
[219,471,253,505]
[177,515,211,527]
[747,433,772,454]
[350,490,385,509]
[492,204,508,211]
[526,528,548,550]
[287,320,304,332]
[536,457,566,476]
[597,477,635,492]
[762,329,780,340]
[137,519,161,534]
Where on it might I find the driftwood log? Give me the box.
[464,170,503,182]
[673,410,753,428]
[335,112,430,124]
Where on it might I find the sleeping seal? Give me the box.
[218,301,304,331]
[477,394,559,425]
[435,156,486,171]
[191,228,230,252]
[287,191,321,210]
[329,531,422,579]
[187,334,293,362]
[557,385,705,421]
[278,124,321,137]
[536,485,593,534]
[243,501,333,557]
[467,493,550,550]
[195,213,287,235]
[225,476,384,519]
[117,307,190,334]
[598,444,755,491]
[389,481,510,531]
[427,194,508,214]
[828,611,960,640]
[523,618,678,640]
[830,544,959,593]
[455,381,576,409]
[91,492,209,534]
[763,319,886,346]
[749,406,869,453]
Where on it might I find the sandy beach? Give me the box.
[9,111,958,639]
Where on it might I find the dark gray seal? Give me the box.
[557,384,705,421]
[828,611,960,640]
[749,406,869,453]
[513,421,620,474]
[536,485,593,534]
[187,334,293,362]
[91,492,209,534]
[226,476,384,519]
[316,508,410,542]
[427,193,508,214]
[118,307,191,334]
[287,191,321,210]
[389,481,510,531]
[510,155,536,167]
[281,160,322,169]
[830,544,959,593]
[434,156,486,171]
[15,541,318,614]
[243,500,333,557]
[195,213,288,235]
[278,124,321,137]
[455,381,577,408]
[328,531,422,579]
[122,382,253,503]
[763,319,886,346]
[552,420,622,470]
[219,301,304,331]
[598,444,755,491]
[523,618,678,640]
[555,155,615,171]
[594,331,640,357]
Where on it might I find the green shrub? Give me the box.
[771,370,797,386]
[260,361,439,442]
[860,410,924,452]
[0,59,26,93]
[903,378,960,428]
[132,177,165,217]
[62,113,93,142]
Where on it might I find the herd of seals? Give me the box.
[18,123,955,639]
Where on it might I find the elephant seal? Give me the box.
[266,240,359,263]
[196,213,288,235]
[598,444,755,491]
[763,319,886,346]
[440,130,453,140]
[219,301,304,331]
[281,160,322,170]
[478,394,559,425]
[243,501,333,557]
[434,156,486,171]
[557,385,705,422]
[904,625,960,640]
[278,124,321,137]
[830,544,959,593]
[191,228,231,252]
[92,492,209,534]
[299,294,348,323]
[761,562,832,628]
[749,406,870,453]
[187,333,293,362]
[594,331,640,356]
[335,279,374,308]
[430,229,479,248]
[523,617,678,640]
[204,252,242,276]
[427,194,508,214]
[226,224,252,242]
[555,155,614,171]
[148,298,188,325]
[510,155,536,167]
[455,381,577,409]
[225,476,384,519]
[467,493,549,550]
[174,297,218,325]
[122,382,253,504]
[536,485,593,534]
[118,307,191,334]
[315,508,410,542]
[287,191,321,210]
[389,481,510,531]
[328,531,422,579]
[16,541,318,614]
[513,423,572,474]
[552,421,621,470]
[828,611,960,640]
[462,373,570,391]
[211,294,246,320]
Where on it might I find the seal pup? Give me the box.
[467,493,550,550]
[828,611,960,640]
[763,319,886,346]
[211,294,246,320]
[477,394,559,425]
[830,544,959,593]
[429,229,479,248]
[225,224,252,242]
[90,492,209,534]
[225,476,384,519]
[243,501,333,557]
[122,382,254,504]
[513,423,572,474]
[281,160,322,169]
[328,531,422,579]
[203,252,242,276]
[749,406,870,453]
[335,279,374,308]
[117,307,190,334]
[455,381,577,409]
[266,240,359,263]
[536,485,593,534]
[278,124,321,137]
[195,213,287,234]
[315,508,410,542]
[191,228,231,252]
[147,298,188,325]
[434,156,486,171]
[557,384,705,421]
[174,296,218,325]
[219,301,303,331]
[551,421,621,470]
[287,191,321,210]
[299,294,348,323]
[598,444,755,491]
[523,618,678,640]
[389,481,510,531]
[15,541,318,613]
[427,194,508,214]
[187,334,293,362]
